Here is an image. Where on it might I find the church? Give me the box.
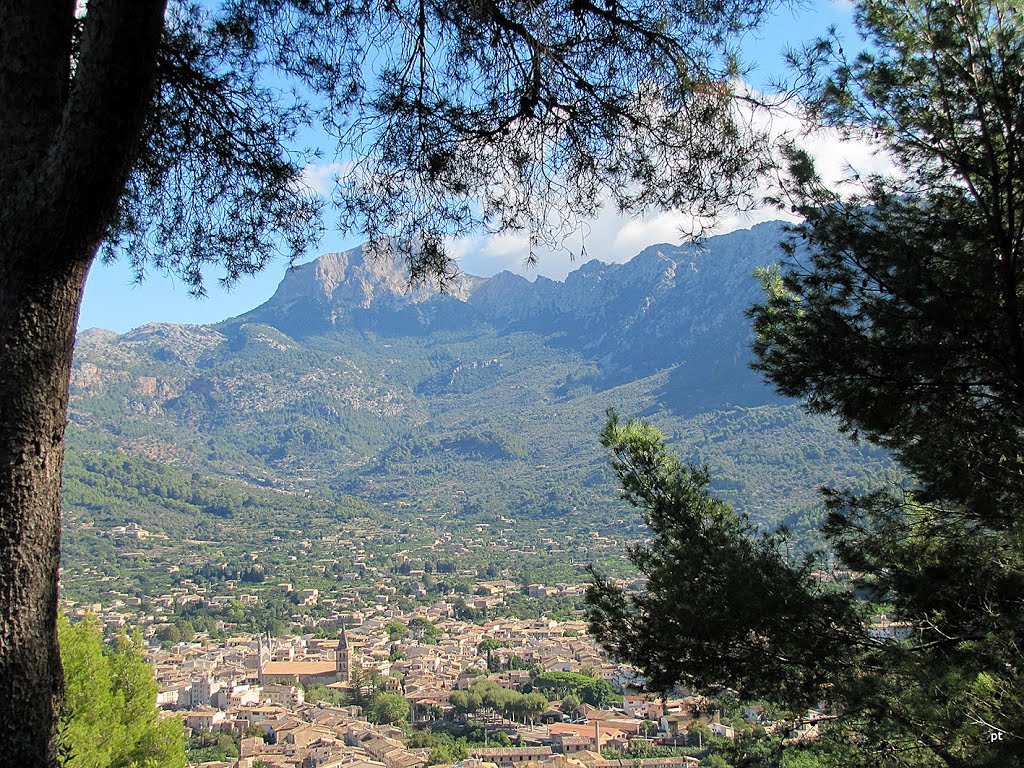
[258,625,351,686]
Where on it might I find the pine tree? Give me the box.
[58,615,185,768]
[590,2,1024,765]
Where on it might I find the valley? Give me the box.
[62,221,894,607]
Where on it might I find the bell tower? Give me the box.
[257,631,271,683]
[335,623,350,683]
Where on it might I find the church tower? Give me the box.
[257,631,272,683]
[335,623,350,683]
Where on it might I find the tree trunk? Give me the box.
[0,1,167,763]
[0,255,90,766]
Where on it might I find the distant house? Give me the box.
[549,723,627,753]
[552,734,592,755]
[541,657,574,673]
[184,707,225,732]
[261,683,305,707]
[469,747,554,767]
[867,616,914,641]
[710,723,736,740]
[622,695,662,721]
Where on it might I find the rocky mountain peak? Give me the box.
[233,221,787,352]
[270,245,481,311]
[271,245,390,308]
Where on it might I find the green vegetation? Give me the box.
[33,1,1024,764]
[386,621,409,641]
[602,743,696,760]
[61,362,897,612]
[58,615,185,768]
[587,412,858,703]
[307,664,410,724]
[304,685,350,708]
[408,617,443,644]
[529,671,620,707]
[591,1,1024,764]
[373,693,412,725]
[449,679,549,724]
[185,731,239,764]
[63,449,373,536]
[405,727,518,764]
[405,730,471,765]
[68,308,896,539]
[0,0,850,759]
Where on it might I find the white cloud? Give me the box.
[798,126,895,186]
[310,82,896,282]
[300,161,349,196]
[453,106,895,281]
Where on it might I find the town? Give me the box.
[65,571,764,768]
[62,507,908,768]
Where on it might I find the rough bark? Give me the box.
[0,1,167,764]
[0,257,90,766]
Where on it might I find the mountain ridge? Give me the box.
[68,221,894,539]
[224,221,787,392]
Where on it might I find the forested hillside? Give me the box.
[65,222,895,571]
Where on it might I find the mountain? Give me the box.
[241,223,780,405]
[67,222,895,544]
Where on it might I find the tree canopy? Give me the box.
[530,670,621,708]
[590,0,1024,764]
[58,615,185,768]
[586,412,863,704]
[751,2,1024,762]
[106,0,778,287]
[372,693,411,725]
[451,678,551,723]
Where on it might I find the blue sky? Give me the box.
[78,0,861,333]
